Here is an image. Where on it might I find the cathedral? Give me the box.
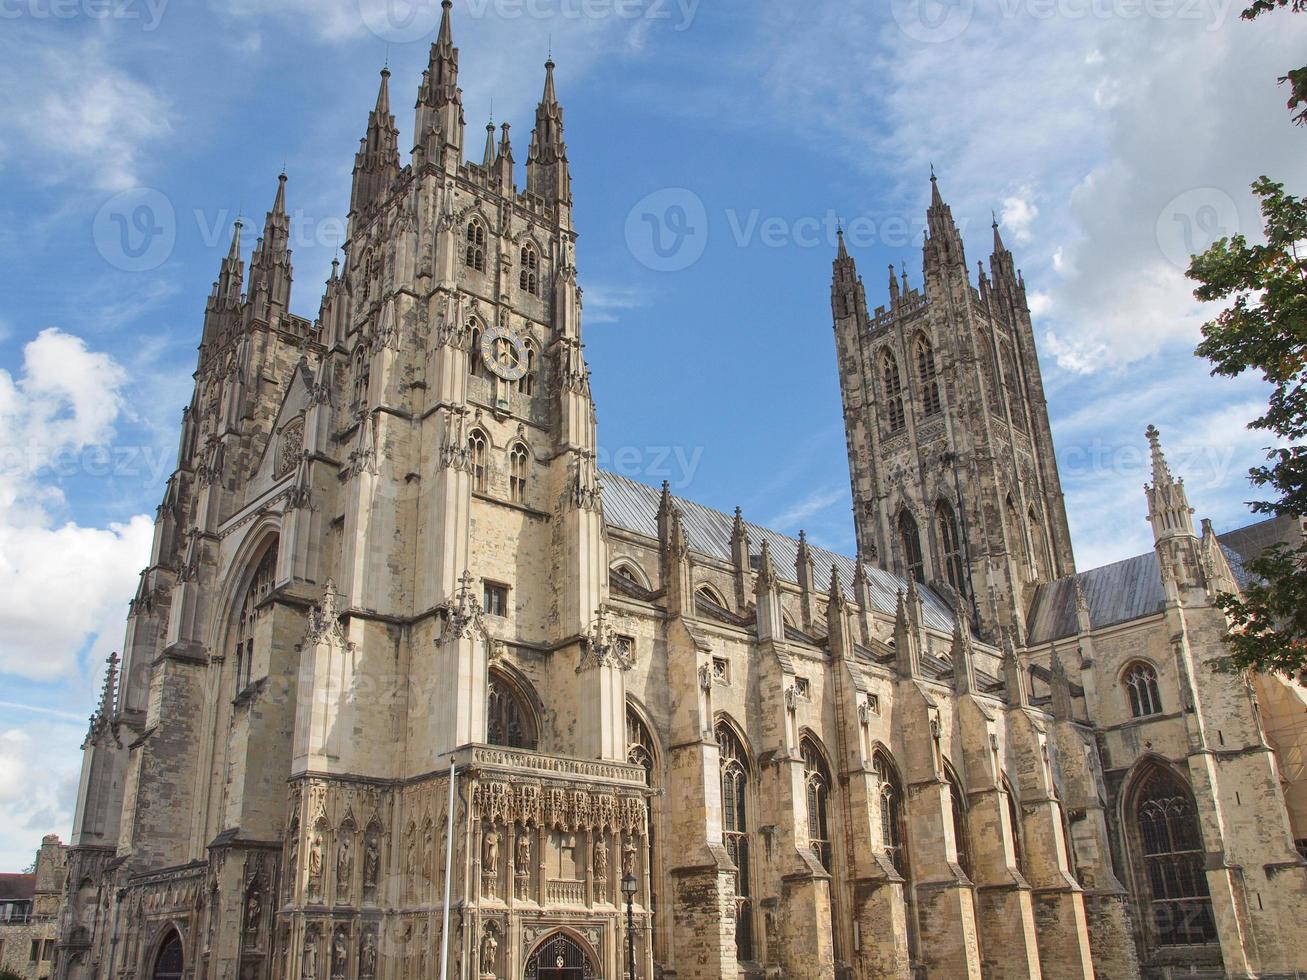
[53,3,1307,978]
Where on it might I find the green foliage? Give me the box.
[1189,178,1307,680]
[1241,0,1307,124]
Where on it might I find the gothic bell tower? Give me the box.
[832,174,1075,643]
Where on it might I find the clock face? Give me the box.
[480,325,529,381]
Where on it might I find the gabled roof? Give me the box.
[0,874,35,902]
[600,470,956,633]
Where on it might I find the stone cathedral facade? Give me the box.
[54,5,1307,980]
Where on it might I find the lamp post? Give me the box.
[621,871,638,980]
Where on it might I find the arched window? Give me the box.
[627,704,659,934]
[1130,766,1217,947]
[519,244,539,295]
[936,500,965,595]
[519,340,537,397]
[351,347,370,412]
[234,544,277,696]
[468,429,488,494]
[1028,506,1050,581]
[873,751,907,876]
[487,671,537,750]
[509,443,529,504]
[915,334,941,416]
[695,584,729,611]
[802,737,832,872]
[465,219,486,272]
[1003,776,1025,875]
[899,510,924,584]
[881,350,906,433]
[946,764,972,879]
[1124,662,1163,718]
[469,321,484,378]
[716,720,753,962]
[151,930,184,980]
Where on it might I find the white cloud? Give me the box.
[584,283,648,325]
[0,35,172,192]
[0,329,153,681]
[767,486,848,534]
[1000,192,1039,244]
[0,721,83,871]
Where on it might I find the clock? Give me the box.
[480,325,529,381]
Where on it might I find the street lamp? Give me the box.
[621,871,638,980]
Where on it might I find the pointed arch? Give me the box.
[914,332,942,416]
[351,344,370,411]
[1122,660,1163,718]
[486,665,539,751]
[935,499,965,595]
[1002,774,1026,875]
[881,348,906,433]
[228,535,279,697]
[610,559,652,592]
[508,442,530,504]
[800,733,833,871]
[464,217,487,273]
[715,715,754,961]
[519,337,538,397]
[1123,760,1217,948]
[468,428,489,493]
[625,699,659,784]
[149,927,184,980]
[523,929,600,980]
[468,317,485,378]
[695,582,730,611]
[871,748,907,876]
[519,242,539,295]
[898,509,924,584]
[944,760,972,879]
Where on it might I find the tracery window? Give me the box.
[465,219,486,273]
[881,350,906,433]
[234,545,277,697]
[519,340,537,397]
[509,443,529,504]
[899,510,924,584]
[627,705,660,933]
[915,334,942,416]
[717,720,753,962]
[151,930,184,980]
[1132,767,1217,947]
[802,737,832,872]
[946,765,972,879]
[487,672,537,750]
[519,244,539,295]
[936,500,965,595]
[469,429,488,493]
[1125,662,1163,718]
[469,321,483,378]
[873,751,907,876]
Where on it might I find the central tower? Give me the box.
[831,175,1075,641]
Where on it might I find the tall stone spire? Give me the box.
[414,0,465,167]
[1144,425,1196,542]
[924,169,966,271]
[527,58,571,205]
[482,118,496,169]
[989,212,1018,289]
[351,68,401,218]
[201,218,245,355]
[830,228,862,320]
[246,174,293,323]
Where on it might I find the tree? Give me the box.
[1242,0,1307,125]
[1189,177,1307,680]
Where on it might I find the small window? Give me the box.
[483,582,509,618]
[794,677,811,699]
[465,219,486,273]
[468,322,484,378]
[899,510,924,584]
[519,244,539,295]
[509,444,529,504]
[865,693,881,716]
[1124,662,1163,718]
[31,940,39,962]
[712,656,730,685]
[469,430,488,493]
[519,340,537,397]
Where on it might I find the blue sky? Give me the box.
[0,0,1302,869]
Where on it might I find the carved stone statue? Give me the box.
[622,835,638,877]
[360,928,377,979]
[332,928,348,979]
[244,886,262,945]
[483,827,501,876]
[480,925,499,977]
[302,931,318,980]
[308,832,324,902]
[593,836,609,881]
[336,834,353,899]
[363,835,380,899]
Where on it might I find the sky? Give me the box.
[0,0,1302,870]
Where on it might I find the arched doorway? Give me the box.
[524,931,598,980]
[151,930,184,980]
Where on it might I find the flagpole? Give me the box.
[439,754,457,980]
